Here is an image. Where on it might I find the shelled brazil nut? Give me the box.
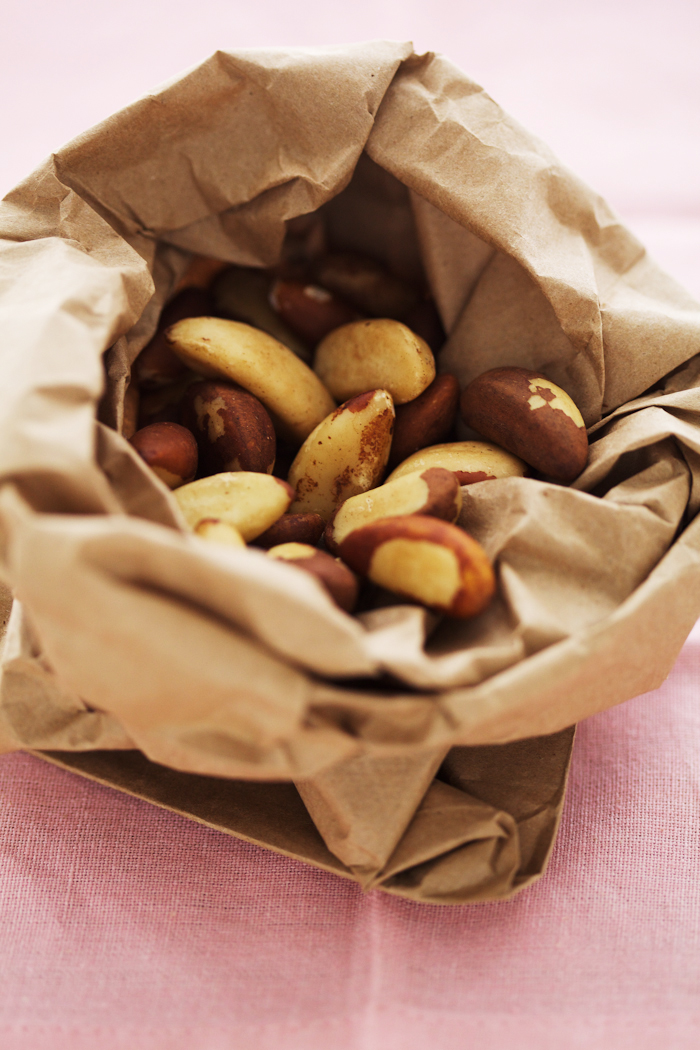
[287,389,395,521]
[267,543,359,613]
[165,316,335,443]
[387,440,527,485]
[338,515,496,618]
[325,467,462,554]
[460,366,588,482]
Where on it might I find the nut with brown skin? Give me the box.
[460,367,588,482]
[165,316,335,444]
[338,515,495,618]
[253,512,325,550]
[194,519,246,548]
[180,380,276,476]
[314,319,435,405]
[325,467,462,554]
[134,288,214,389]
[387,440,527,486]
[269,279,358,345]
[267,543,360,613]
[313,253,419,319]
[122,382,140,439]
[388,373,460,470]
[174,472,294,541]
[287,389,395,521]
[130,422,198,489]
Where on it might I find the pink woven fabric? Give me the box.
[1,622,699,1049]
[2,2,700,1045]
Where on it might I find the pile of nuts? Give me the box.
[127,224,589,621]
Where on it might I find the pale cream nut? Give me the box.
[386,441,526,485]
[314,319,435,404]
[165,316,335,443]
[287,389,395,521]
[194,519,246,548]
[174,472,293,541]
[326,467,461,552]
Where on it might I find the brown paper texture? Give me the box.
[1,43,699,902]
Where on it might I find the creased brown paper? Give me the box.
[1,42,700,903]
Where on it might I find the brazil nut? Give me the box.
[174,472,294,541]
[180,380,276,476]
[460,367,588,482]
[388,373,460,469]
[314,319,435,405]
[267,543,359,613]
[130,422,198,489]
[338,515,495,618]
[387,440,527,486]
[287,389,395,521]
[325,467,462,553]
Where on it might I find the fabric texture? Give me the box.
[1,620,699,1048]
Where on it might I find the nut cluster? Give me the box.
[126,221,589,620]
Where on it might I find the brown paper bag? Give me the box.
[1,42,699,903]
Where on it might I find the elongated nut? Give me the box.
[325,468,462,553]
[165,317,335,444]
[180,380,276,476]
[174,472,294,541]
[314,319,435,405]
[269,279,357,345]
[130,422,198,489]
[460,367,588,482]
[268,543,359,613]
[213,267,311,362]
[338,515,495,618]
[287,389,395,521]
[135,288,214,389]
[253,512,325,550]
[388,374,459,469]
[313,253,419,319]
[387,440,527,486]
[194,519,246,548]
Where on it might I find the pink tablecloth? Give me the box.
[1,622,699,1049]
[2,1,700,1046]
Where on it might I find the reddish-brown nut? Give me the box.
[134,288,214,389]
[338,515,495,618]
[180,380,276,476]
[137,376,195,429]
[253,512,325,550]
[460,367,588,482]
[269,279,358,345]
[388,374,460,470]
[267,543,359,613]
[402,299,446,354]
[313,252,419,319]
[325,468,462,554]
[130,422,198,489]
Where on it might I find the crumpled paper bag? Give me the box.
[1,41,699,903]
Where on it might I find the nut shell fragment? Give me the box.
[338,515,495,618]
